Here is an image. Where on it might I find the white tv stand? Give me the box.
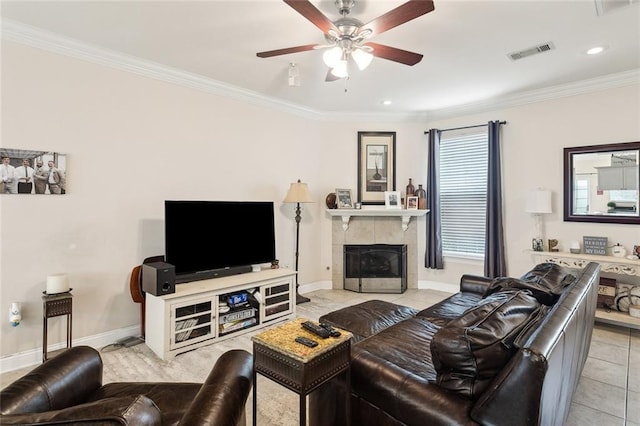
[145,268,296,360]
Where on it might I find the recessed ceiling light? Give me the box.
[586,45,607,55]
[382,100,392,105]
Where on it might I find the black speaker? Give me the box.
[142,262,175,296]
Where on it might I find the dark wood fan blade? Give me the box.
[361,0,435,37]
[284,0,337,33]
[365,42,423,66]
[256,44,320,58]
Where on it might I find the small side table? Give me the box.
[42,291,73,362]
[252,318,352,426]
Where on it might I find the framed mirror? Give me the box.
[564,141,639,224]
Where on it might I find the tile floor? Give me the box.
[1,288,639,425]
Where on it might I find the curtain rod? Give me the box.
[423,121,507,134]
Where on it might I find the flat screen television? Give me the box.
[165,200,276,283]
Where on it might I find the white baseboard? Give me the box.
[0,325,139,374]
[417,279,459,294]
[298,280,332,294]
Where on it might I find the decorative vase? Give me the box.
[373,164,382,180]
[414,184,426,209]
[325,193,337,209]
[612,244,627,258]
[406,178,415,196]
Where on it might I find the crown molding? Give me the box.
[422,69,640,121]
[1,19,321,120]
[3,18,639,123]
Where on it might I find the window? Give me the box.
[573,179,589,214]
[609,190,637,202]
[439,130,488,257]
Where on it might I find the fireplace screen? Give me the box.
[344,244,407,293]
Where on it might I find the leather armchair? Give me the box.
[0,346,253,426]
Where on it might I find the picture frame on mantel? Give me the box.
[357,131,396,205]
[385,191,402,209]
[335,188,354,209]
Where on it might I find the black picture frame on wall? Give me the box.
[357,131,396,205]
[563,141,639,224]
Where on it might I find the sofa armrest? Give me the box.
[0,346,103,415]
[459,274,493,295]
[179,349,253,426]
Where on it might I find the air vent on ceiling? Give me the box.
[507,42,555,61]
[595,0,638,16]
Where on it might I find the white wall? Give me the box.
[2,41,639,362]
[421,88,640,284]
[1,42,328,357]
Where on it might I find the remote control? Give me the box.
[295,336,318,348]
[320,322,341,337]
[302,321,331,338]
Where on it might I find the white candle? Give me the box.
[46,274,69,294]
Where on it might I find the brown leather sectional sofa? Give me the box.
[0,346,253,425]
[310,262,601,426]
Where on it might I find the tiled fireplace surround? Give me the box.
[330,212,422,290]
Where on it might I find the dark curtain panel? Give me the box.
[484,120,507,278]
[425,129,443,269]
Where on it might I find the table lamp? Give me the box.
[526,189,552,251]
[283,179,314,304]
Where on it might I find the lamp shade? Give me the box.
[330,60,349,78]
[526,189,552,214]
[352,48,373,70]
[323,46,342,68]
[46,273,69,294]
[283,180,313,203]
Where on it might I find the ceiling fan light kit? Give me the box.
[331,60,349,78]
[257,0,435,82]
[323,45,343,68]
[351,47,374,70]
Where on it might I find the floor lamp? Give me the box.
[283,179,314,304]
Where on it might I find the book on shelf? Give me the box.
[175,318,198,331]
[219,307,256,324]
[219,317,257,335]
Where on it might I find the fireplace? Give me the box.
[344,244,407,293]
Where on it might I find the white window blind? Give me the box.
[439,130,488,257]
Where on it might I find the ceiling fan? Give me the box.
[256,0,435,81]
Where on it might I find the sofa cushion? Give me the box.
[430,290,542,400]
[417,292,483,326]
[320,300,418,343]
[483,262,577,305]
[0,395,161,425]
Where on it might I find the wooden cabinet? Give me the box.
[145,268,296,360]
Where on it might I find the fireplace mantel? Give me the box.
[326,208,429,231]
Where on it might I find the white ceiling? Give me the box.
[2,0,639,117]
